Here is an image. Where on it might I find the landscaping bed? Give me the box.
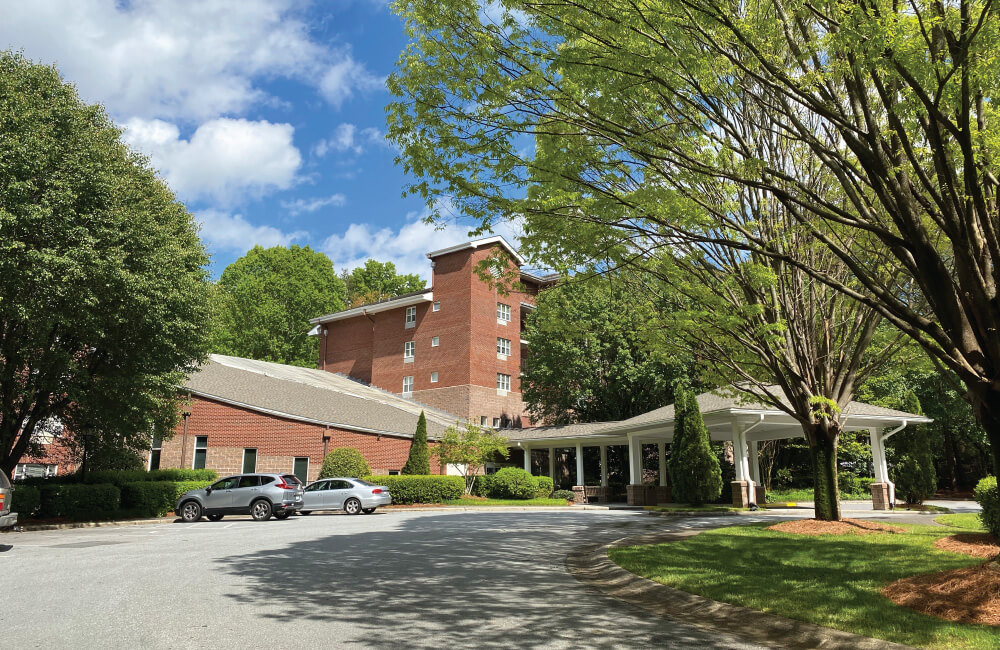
[766,518,904,536]
[609,521,998,648]
[443,496,571,506]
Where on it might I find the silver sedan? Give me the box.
[300,478,392,515]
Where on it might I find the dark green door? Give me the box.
[242,448,257,473]
[293,457,309,483]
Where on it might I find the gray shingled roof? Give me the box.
[181,355,461,439]
[504,420,623,442]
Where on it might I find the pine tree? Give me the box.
[402,411,431,475]
[670,390,723,506]
[892,391,936,504]
[667,380,690,499]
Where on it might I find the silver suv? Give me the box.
[0,472,16,529]
[176,473,304,522]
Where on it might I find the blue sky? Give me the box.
[0,0,520,280]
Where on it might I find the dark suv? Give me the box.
[0,471,16,530]
[176,473,304,522]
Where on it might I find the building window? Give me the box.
[403,375,414,395]
[492,417,501,428]
[480,416,488,426]
[430,371,439,383]
[433,301,440,312]
[293,457,309,483]
[149,434,162,471]
[405,305,417,328]
[388,469,402,475]
[431,336,439,347]
[497,302,511,324]
[497,337,511,357]
[497,373,511,394]
[242,448,257,473]
[404,341,415,362]
[193,436,208,470]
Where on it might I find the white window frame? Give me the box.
[497,337,511,358]
[496,302,511,325]
[148,434,163,471]
[14,463,58,480]
[496,373,511,395]
[293,456,309,482]
[431,336,439,347]
[404,341,415,362]
[192,435,208,470]
[430,371,439,383]
[492,417,501,428]
[405,306,417,328]
[432,301,440,312]
[402,375,414,396]
[480,416,488,426]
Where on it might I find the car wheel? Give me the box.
[362,507,376,514]
[180,501,202,522]
[251,499,273,521]
[274,512,291,520]
[344,498,362,515]
[207,513,224,522]
[299,511,311,516]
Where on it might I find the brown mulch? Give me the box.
[934,533,1000,559]
[883,563,1000,625]
[766,518,904,536]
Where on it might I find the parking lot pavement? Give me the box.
[1,510,770,649]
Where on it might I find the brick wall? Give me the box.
[161,395,443,480]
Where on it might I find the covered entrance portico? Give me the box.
[506,392,929,509]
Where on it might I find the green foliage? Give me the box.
[836,473,875,498]
[551,489,575,501]
[344,259,425,307]
[534,475,554,498]
[521,273,689,424]
[668,387,722,506]
[120,480,212,517]
[10,485,41,517]
[211,245,346,367]
[486,467,537,499]
[974,476,1000,538]
[319,448,371,479]
[431,422,509,494]
[402,411,431,475]
[81,468,217,488]
[364,475,464,504]
[0,51,211,476]
[38,483,121,520]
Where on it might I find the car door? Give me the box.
[302,480,328,510]
[204,476,239,511]
[231,475,262,511]
[327,480,352,510]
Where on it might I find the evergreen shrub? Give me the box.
[363,475,464,504]
[974,476,999,537]
[320,448,371,479]
[487,467,537,499]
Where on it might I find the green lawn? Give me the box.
[767,488,871,502]
[935,513,986,531]
[443,497,571,506]
[609,522,997,648]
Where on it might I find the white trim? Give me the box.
[309,291,433,324]
[426,235,526,265]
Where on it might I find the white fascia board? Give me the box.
[425,236,526,266]
[519,301,536,310]
[309,291,433,324]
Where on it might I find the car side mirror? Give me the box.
[205,487,213,494]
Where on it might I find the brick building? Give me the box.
[310,236,556,428]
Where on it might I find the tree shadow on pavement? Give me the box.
[213,511,753,649]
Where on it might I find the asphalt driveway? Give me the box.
[1,510,767,649]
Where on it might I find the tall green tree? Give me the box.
[891,392,937,505]
[343,259,425,307]
[432,422,509,494]
[0,51,211,478]
[387,0,1000,477]
[211,245,346,367]
[521,274,688,425]
[402,411,431,475]
[669,386,723,506]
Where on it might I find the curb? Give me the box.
[566,529,912,650]
[10,517,176,532]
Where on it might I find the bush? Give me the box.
[10,484,41,517]
[121,480,213,517]
[837,473,875,498]
[39,483,120,520]
[320,448,371,479]
[487,467,537,500]
[974,476,999,537]
[668,387,722,505]
[82,468,217,487]
[534,475,554,498]
[364,475,464,504]
[551,489,575,501]
[402,411,431,475]
[471,474,494,497]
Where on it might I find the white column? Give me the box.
[749,440,761,484]
[575,443,584,486]
[628,435,641,484]
[523,446,531,473]
[657,442,667,487]
[732,421,755,498]
[548,447,556,481]
[600,445,608,487]
[871,428,895,504]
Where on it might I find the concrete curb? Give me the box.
[566,529,912,650]
[11,517,176,532]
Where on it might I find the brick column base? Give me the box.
[754,485,766,505]
[870,482,892,510]
[731,481,750,508]
[653,485,671,504]
[626,484,644,506]
[571,485,586,504]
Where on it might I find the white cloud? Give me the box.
[314,124,390,157]
[281,194,347,216]
[0,0,380,120]
[123,117,302,204]
[196,209,307,253]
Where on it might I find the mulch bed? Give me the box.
[767,518,904,536]
[934,533,1000,559]
[883,563,1000,625]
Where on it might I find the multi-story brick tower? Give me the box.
[310,237,554,427]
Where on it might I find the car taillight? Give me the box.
[275,481,290,489]
[372,488,382,494]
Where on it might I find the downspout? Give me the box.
[179,392,191,469]
[363,308,376,382]
[875,420,907,509]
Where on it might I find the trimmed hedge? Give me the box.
[363,475,464,504]
[321,448,371,479]
[83,468,217,487]
[10,484,41,517]
[551,489,575,501]
[488,468,537,499]
[474,473,556,499]
[121,480,212,517]
[472,474,493,497]
[974,476,999,537]
[534,476,554,498]
[39,483,120,520]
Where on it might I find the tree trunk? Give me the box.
[810,433,841,521]
[971,387,1000,479]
